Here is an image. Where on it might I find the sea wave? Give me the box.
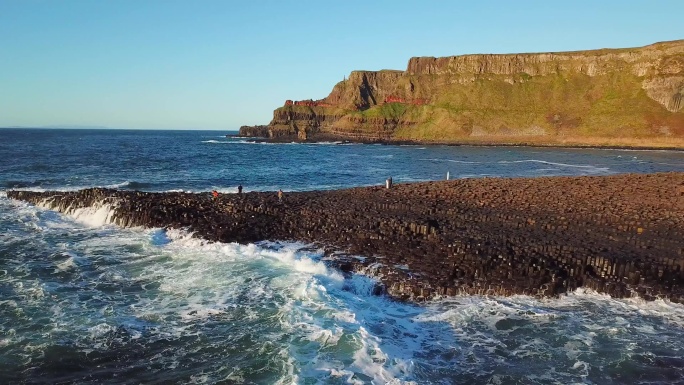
[0,179,71,189]
[2,180,43,189]
[34,198,119,228]
[497,159,611,172]
[420,158,482,164]
[4,198,684,383]
[1,185,93,193]
[106,180,154,190]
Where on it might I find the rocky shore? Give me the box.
[9,173,684,302]
[235,125,269,138]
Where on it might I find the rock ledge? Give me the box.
[9,173,684,302]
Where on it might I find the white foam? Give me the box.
[180,307,226,321]
[70,204,118,227]
[88,323,116,339]
[6,194,684,384]
[420,158,482,164]
[260,246,343,282]
[353,327,392,378]
[106,181,132,188]
[222,140,300,146]
[344,275,381,296]
[5,185,93,193]
[54,256,77,272]
[305,141,345,145]
[498,159,611,173]
[25,196,121,228]
[572,360,590,378]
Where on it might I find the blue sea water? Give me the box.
[2,128,684,384]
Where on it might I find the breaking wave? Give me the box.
[2,198,684,383]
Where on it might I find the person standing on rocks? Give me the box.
[278,189,284,203]
[238,185,243,194]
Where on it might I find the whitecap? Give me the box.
[419,158,482,164]
[54,256,77,272]
[498,159,611,173]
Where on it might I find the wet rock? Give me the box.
[8,172,684,303]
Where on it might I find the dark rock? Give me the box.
[237,125,269,138]
[8,172,684,303]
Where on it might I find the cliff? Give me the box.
[237,125,269,137]
[265,40,684,147]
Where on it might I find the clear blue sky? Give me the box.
[1,0,682,130]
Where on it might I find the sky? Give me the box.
[1,0,683,130]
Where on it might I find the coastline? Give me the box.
[234,135,684,151]
[9,172,684,303]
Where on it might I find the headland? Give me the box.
[9,173,684,302]
[243,40,684,149]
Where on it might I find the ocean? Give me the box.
[2,128,684,384]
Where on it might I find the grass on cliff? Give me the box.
[386,71,683,141]
[277,40,684,146]
[354,102,408,120]
[280,62,684,145]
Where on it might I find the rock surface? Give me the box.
[9,173,684,302]
[260,40,684,147]
[236,125,269,137]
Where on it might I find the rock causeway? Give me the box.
[9,172,684,303]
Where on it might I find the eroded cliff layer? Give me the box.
[9,173,684,302]
[263,40,684,147]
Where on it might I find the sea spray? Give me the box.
[3,199,684,383]
[3,129,684,383]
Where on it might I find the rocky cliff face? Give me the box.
[237,125,269,137]
[264,40,684,146]
[324,70,406,109]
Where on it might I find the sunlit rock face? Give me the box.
[261,40,684,145]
